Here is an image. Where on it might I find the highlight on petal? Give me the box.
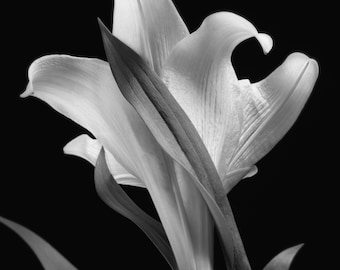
[0,216,77,270]
[23,53,196,270]
[257,33,273,55]
[229,53,319,170]
[63,134,101,165]
[174,164,214,270]
[223,166,258,193]
[162,12,273,185]
[162,12,318,193]
[64,134,145,188]
[263,244,304,270]
[113,0,189,75]
[21,54,173,186]
[21,54,144,180]
[94,148,178,270]
[243,166,258,179]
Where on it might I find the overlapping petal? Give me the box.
[21,55,147,178]
[64,134,145,188]
[162,12,272,184]
[113,0,189,75]
[162,12,318,191]
[21,54,197,269]
[230,53,319,171]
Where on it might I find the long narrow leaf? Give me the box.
[98,19,252,270]
[94,148,178,270]
[0,216,77,270]
[263,244,304,270]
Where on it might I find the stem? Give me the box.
[220,196,251,270]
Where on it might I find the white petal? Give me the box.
[257,33,273,54]
[174,164,214,270]
[22,55,196,269]
[243,165,258,179]
[223,166,258,193]
[63,134,101,165]
[113,0,189,75]
[21,55,148,179]
[229,53,319,169]
[162,12,272,181]
[64,135,145,188]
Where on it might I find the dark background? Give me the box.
[1,1,336,269]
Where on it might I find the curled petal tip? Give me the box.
[63,135,86,155]
[284,52,319,87]
[258,33,273,54]
[20,82,33,98]
[286,52,318,66]
[202,12,273,54]
[291,52,319,71]
[263,52,319,95]
[287,51,316,63]
[241,52,319,167]
[243,165,258,179]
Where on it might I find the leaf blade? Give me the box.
[0,216,77,270]
[263,244,304,270]
[94,148,178,270]
[98,19,253,269]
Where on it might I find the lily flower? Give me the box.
[161,12,318,192]
[21,0,318,269]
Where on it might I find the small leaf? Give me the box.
[94,148,178,270]
[0,216,77,270]
[263,244,304,270]
[98,19,252,270]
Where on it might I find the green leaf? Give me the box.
[94,148,178,270]
[263,244,304,270]
[0,216,77,270]
[98,19,251,270]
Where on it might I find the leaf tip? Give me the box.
[263,243,304,270]
[97,18,113,51]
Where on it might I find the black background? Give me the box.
[1,1,337,269]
